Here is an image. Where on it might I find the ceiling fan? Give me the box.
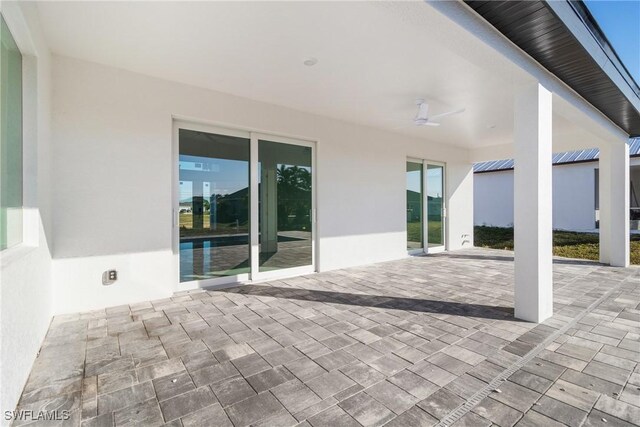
[413,99,465,126]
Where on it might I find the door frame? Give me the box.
[172,120,317,290]
[406,158,426,255]
[250,133,317,282]
[406,158,447,255]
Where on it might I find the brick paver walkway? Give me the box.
[14,248,640,426]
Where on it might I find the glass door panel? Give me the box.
[406,161,423,250]
[1,16,23,250]
[258,140,313,272]
[179,129,250,282]
[427,164,444,248]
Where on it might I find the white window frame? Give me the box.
[0,8,41,266]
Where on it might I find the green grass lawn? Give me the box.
[474,226,640,264]
[407,221,443,246]
[179,213,248,237]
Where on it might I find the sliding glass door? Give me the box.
[178,129,250,282]
[426,164,445,250]
[406,159,445,253]
[258,139,313,273]
[177,124,314,286]
[406,161,423,251]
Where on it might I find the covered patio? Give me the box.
[2,0,640,422]
[17,249,639,426]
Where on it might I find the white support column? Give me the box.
[599,141,630,267]
[514,83,553,323]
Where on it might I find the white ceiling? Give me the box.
[36,1,592,150]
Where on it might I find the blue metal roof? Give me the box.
[474,138,640,173]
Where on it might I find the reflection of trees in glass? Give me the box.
[212,189,249,226]
[277,165,311,231]
[406,190,421,221]
[427,196,443,220]
[180,189,249,237]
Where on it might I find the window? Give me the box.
[1,15,23,250]
[176,124,316,284]
[258,139,312,272]
[178,129,250,282]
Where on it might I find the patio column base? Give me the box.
[513,82,553,323]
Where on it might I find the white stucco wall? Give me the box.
[447,163,475,248]
[474,170,514,228]
[51,55,474,315]
[0,2,53,421]
[553,162,598,231]
[474,161,603,231]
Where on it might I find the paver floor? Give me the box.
[14,248,640,426]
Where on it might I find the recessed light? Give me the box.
[303,57,318,67]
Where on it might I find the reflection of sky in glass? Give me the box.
[179,181,192,203]
[407,171,421,193]
[427,166,443,198]
[179,154,248,201]
[179,159,220,172]
[407,163,442,197]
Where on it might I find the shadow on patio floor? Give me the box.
[216,284,516,321]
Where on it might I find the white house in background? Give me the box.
[1,0,639,419]
[475,138,640,232]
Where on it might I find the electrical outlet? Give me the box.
[102,269,117,286]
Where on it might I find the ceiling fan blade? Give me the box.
[428,108,465,121]
[416,121,440,127]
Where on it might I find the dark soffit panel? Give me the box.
[464,0,640,137]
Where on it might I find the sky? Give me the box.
[179,155,313,202]
[179,155,248,202]
[406,166,443,198]
[584,0,640,84]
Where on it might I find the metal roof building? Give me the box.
[474,138,640,173]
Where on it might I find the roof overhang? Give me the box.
[464,0,640,137]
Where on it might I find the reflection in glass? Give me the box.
[406,162,423,249]
[179,129,249,281]
[258,140,312,271]
[427,164,444,247]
